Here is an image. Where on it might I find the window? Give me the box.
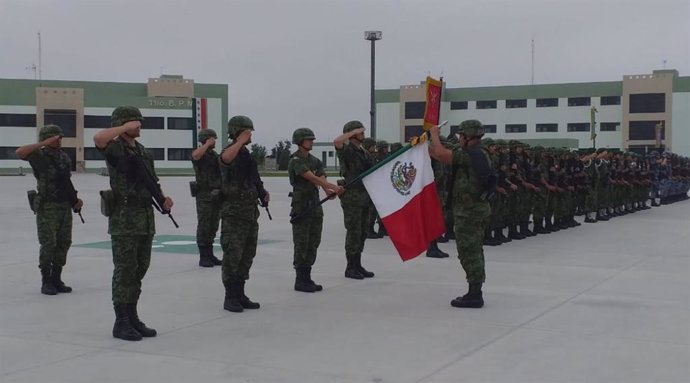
[0,146,19,159]
[600,96,620,105]
[44,109,76,137]
[568,97,591,106]
[505,124,526,133]
[167,148,193,160]
[84,147,104,160]
[536,123,558,132]
[450,101,468,110]
[404,102,425,119]
[142,116,165,129]
[476,100,497,109]
[600,122,620,131]
[147,148,165,160]
[505,99,527,108]
[0,113,36,127]
[629,121,664,140]
[629,93,665,113]
[168,117,194,130]
[62,147,76,171]
[483,124,497,133]
[84,115,111,129]
[328,151,334,158]
[404,125,424,142]
[567,123,590,132]
[536,98,558,107]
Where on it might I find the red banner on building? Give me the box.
[193,98,207,130]
[423,76,442,131]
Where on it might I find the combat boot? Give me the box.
[51,266,72,293]
[113,303,142,341]
[207,246,222,266]
[377,221,388,237]
[426,241,449,258]
[450,283,484,308]
[238,281,260,309]
[483,230,500,246]
[294,267,317,293]
[367,225,383,239]
[651,198,660,207]
[544,217,557,232]
[127,302,157,337]
[443,228,455,241]
[198,245,214,267]
[223,281,243,312]
[508,225,525,240]
[344,254,364,279]
[520,222,535,237]
[356,254,375,278]
[496,228,511,243]
[437,233,449,243]
[305,267,322,291]
[596,209,610,221]
[40,267,57,296]
[567,215,581,227]
[534,219,549,234]
[584,212,597,223]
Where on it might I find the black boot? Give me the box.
[294,267,317,293]
[198,245,215,267]
[508,226,525,240]
[367,224,383,239]
[344,254,364,279]
[443,228,455,241]
[305,266,322,291]
[450,283,484,308]
[497,228,511,243]
[437,233,449,243]
[426,240,450,258]
[356,253,375,278]
[113,303,142,341]
[127,302,157,337]
[238,280,260,309]
[520,222,535,237]
[207,246,222,266]
[223,281,244,313]
[51,266,72,293]
[377,221,388,237]
[483,229,500,246]
[544,217,556,232]
[40,267,57,295]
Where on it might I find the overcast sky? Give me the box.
[1,0,689,148]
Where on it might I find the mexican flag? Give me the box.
[361,141,445,261]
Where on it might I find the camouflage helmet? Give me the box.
[39,125,63,141]
[227,115,254,139]
[494,139,508,148]
[343,120,365,133]
[292,127,316,145]
[509,139,524,148]
[198,129,217,144]
[376,139,389,150]
[482,137,495,146]
[458,120,484,138]
[111,106,143,127]
[390,142,404,153]
[362,137,377,150]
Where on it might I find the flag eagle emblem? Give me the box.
[390,161,417,196]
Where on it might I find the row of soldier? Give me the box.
[16,105,689,341]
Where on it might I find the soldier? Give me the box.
[429,120,494,308]
[94,106,173,341]
[16,125,83,295]
[288,128,344,292]
[219,115,268,313]
[334,121,376,280]
[373,139,390,237]
[191,129,223,267]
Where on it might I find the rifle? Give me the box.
[55,172,85,223]
[130,151,179,228]
[258,198,272,220]
[289,176,365,224]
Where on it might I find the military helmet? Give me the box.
[227,115,254,139]
[292,127,316,145]
[111,106,143,127]
[509,139,524,148]
[458,120,484,138]
[39,125,63,141]
[494,139,508,148]
[198,129,217,144]
[376,139,389,150]
[482,137,495,146]
[343,120,364,133]
[362,137,377,150]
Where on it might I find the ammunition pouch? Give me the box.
[189,181,198,198]
[100,190,115,217]
[27,190,38,213]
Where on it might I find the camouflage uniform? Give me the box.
[219,115,267,312]
[288,150,325,269]
[337,121,375,278]
[23,126,78,295]
[192,130,222,267]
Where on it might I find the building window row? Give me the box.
[406,95,623,115]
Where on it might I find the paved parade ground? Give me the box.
[1,174,688,383]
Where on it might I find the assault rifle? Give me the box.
[55,173,85,223]
[131,152,179,228]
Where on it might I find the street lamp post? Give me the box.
[364,30,382,139]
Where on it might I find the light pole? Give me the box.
[364,31,382,139]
